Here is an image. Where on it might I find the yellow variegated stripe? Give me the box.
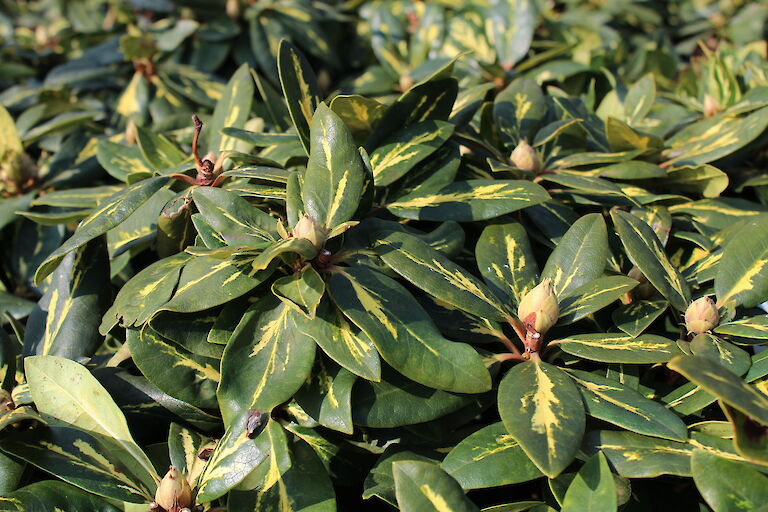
[0,497,22,509]
[717,253,768,307]
[683,250,721,274]
[198,434,252,493]
[345,275,399,340]
[106,151,152,175]
[0,407,38,431]
[110,226,154,252]
[559,337,671,352]
[258,422,289,493]
[389,183,526,209]
[335,313,374,361]
[559,283,634,317]
[188,441,215,486]
[180,428,197,475]
[570,377,652,421]
[664,386,706,409]
[116,72,144,117]
[292,51,315,126]
[471,434,520,461]
[419,485,453,512]
[326,169,351,227]
[377,239,504,315]
[287,426,336,465]
[597,443,692,458]
[411,90,451,124]
[247,307,292,410]
[142,329,220,382]
[250,306,289,358]
[376,47,406,76]
[42,288,66,355]
[521,361,562,446]
[173,260,240,296]
[668,202,763,221]
[496,232,534,300]
[370,129,448,178]
[152,75,184,108]
[219,85,242,152]
[29,439,150,497]
[205,202,271,241]
[687,439,754,463]
[716,316,768,339]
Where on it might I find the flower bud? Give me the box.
[292,215,327,249]
[685,296,719,335]
[517,278,559,335]
[703,94,720,118]
[155,466,192,512]
[511,140,542,174]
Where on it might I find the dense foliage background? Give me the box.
[1,0,768,511]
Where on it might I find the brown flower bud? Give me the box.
[685,296,719,335]
[518,278,559,335]
[155,466,192,512]
[511,139,542,174]
[292,215,327,249]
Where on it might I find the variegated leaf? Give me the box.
[34,176,169,285]
[217,300,316,426]
[205,63,254,154]
[0,426,153,503]
[295,358,356,434]
[557,276,638,325]
[376,231,509,321]
[394,461,479,512]
[715,216,768,309]
[168,423,212,487]
[541,213,609,298]
[611,210,690,311]
[195,410,271,502]
[566,369,687,441]
[25,356,159,489]
[582,430,692,478]
[668,355,768,425]
[0,481,121,511]
[329,267,490,394]
[302,103,366,229]
[498,360,585,478]
[441,422,542,489]
[388,179,549,221]
[716,315,768,340]
[369,120,454,187]
[23,238,110,359]
[476,223,539,305]
[161,254,273,313]
[555,333,681,363]
[278,40,321,155]
[293,300,381,382]
[127,326,219,409]
[100,253,191,334]
[271,265,324,318]
[192,186,276,246]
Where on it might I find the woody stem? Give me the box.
[191,114,204,169]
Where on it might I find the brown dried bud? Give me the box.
[155,466,192,512]
[246,409,263,438]
[292,215,327,249]
[518,279,559,335]
[685,296,719,335]
[511,139,542,174]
